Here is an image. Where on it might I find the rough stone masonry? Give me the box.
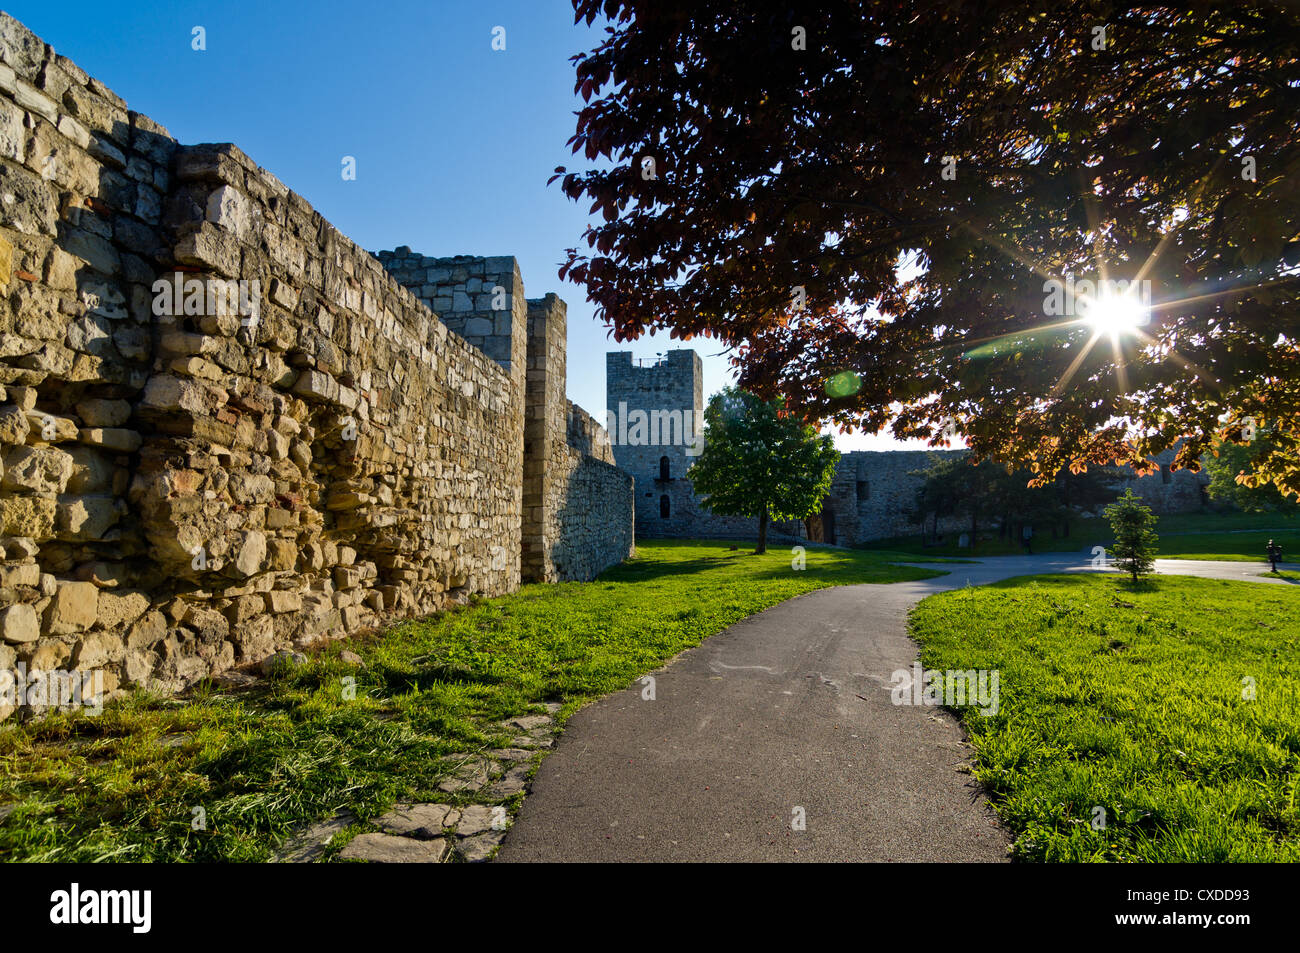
[0,13,633,719]
[609,348,1209,545]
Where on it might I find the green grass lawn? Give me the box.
[0,540,938,863]
[860,510,1300,562]
[909,574,1300,862]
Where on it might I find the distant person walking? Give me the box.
[1267,539,1283,572]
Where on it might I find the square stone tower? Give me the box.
[606,350,703,535]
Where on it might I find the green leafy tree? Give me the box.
[910,456,1005,545]
[1104,489,1158,584]
[688,388,839,554]
[1203,424,1300,513]
[908,459,963,543]
[1050,465,1129,537]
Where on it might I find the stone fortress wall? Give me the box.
[375,256,634,584]
[820,447,1208,544]
[822,450,969,544]
[611,348,1209,547]
[0,13,632,718]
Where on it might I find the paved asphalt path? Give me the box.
[496,553,1296,863]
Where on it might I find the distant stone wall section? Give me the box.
[822,450,969,543]
[374,250,526,386]
[552,453,634,582]
[517,293,632,583]
[0,13,631,718]
[818,448,1208,544]
[566,401,614,464]
[378,261,635,584]
[606,347,1209,547]
[1115,454,1208,514]
[557,399,633,577]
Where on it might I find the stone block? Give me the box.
[96,590,149,630]
[78,428,142,453]
[74,398,131,427]
[293,369,339,404]
[264,590,302,614]
[0,562,40,587]
[2,445,73,494]
[72,631,123,669]
[46,581,98,635]
[232,530,266,578]
[338,833,448,864]
[56,495,120,539]
[205,184,253,239]
[0,602,39,643]
[0,495,55,538]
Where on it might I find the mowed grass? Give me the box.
[909,574,1300,862]
[860,510,1300,562]
[0,540,938,863]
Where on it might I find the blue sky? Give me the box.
[12,0,923,450]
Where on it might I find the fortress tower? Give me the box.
[605,351,702,536]
[605,350,806,540]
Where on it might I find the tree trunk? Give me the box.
[756,509,769,554]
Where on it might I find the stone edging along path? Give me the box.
[269,705,561,864]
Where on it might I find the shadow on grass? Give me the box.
[1109,578,1162,593]
[602,556,744,582]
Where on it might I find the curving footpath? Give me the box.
[496,554,1295,863]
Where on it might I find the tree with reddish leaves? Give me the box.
[555,1,1300,497]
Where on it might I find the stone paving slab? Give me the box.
[455,804,498,837]
[269,809,356,863]
[374,803,458,839]
[487,763,533,799]
[460,831,506,863]
[339,833,449,863]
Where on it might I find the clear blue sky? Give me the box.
[11,0,922,450]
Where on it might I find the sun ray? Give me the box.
[1052,327,1105,397]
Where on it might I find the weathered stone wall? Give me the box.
[0,13,631,718]
[607,346,1210,547]
[818,448,1209,544]
[551,452,635,581]
[0,13,188,706]
[379,259,634,584]
[557,401,635,579]
[519,294,569,582]
[1115,452,1209,514]
[519,294,632,583]
[374,250,527,388]
[566,401,614,465]
[823,450,970,543]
